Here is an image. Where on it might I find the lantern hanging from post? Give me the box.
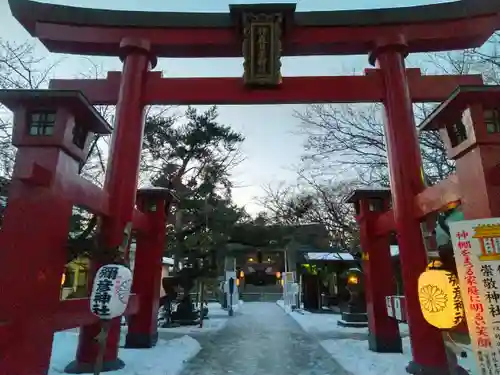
[418,269,464,329]
[90,264,133,320]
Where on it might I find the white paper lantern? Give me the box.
[90,264,133,320]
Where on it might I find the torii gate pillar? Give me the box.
[370,38,449,374]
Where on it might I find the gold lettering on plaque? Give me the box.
[256,26,269,74]
[242,13,283,87]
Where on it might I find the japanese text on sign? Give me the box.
[451,219,500,375]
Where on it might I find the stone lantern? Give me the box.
[338,267,369,328]
[0,89,112,182]
[0,89,112,375]
[418,85,500,219]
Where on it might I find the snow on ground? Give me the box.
[50,302,243,374]
[276,300,409,335]
[277,300,477,375]
[156,301,244,334]
[321,337,477,375]
[49,330,201,375]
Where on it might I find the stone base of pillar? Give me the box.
[64,358,125,374]
[337,319,369,328]
[338,311,369,328]
[368,332,403,353]
[124,331,159,348]
[406,360,452,375]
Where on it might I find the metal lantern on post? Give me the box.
[228,277,235,316]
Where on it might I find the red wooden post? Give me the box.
[349,191,402,353]
[66,39,155,373]
[0,91,112,375]
[125,188,170,348]
[448,102,500,219]
[369,39,449,373]
[0,145,75,375]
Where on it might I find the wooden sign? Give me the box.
[450,218,500,375]
[241,12,283,86]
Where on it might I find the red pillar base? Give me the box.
[65,319,123,374]
[64,358,125,374]
[1,319,55,375]
[368,332,402,353]
[124,331,158,349]
[406,361,452,375]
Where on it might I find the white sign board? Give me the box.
[282,272,296,308]
[90,264,133,320]
[450,218,500,375]
[393,297,402,321]
[284,272,295,283]
[386,296,394,317]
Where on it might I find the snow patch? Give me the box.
[158,318,228,334]
[277,299,410,335]
[49,331,201,375]
[320,337,476,375]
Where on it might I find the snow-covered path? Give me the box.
[180,302,350,375]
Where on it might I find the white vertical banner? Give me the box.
[386,296,394,318]
[393,297,402,321]
[450,218,500,375]
[283,272,295,307]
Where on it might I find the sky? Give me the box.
[0,0,455,214]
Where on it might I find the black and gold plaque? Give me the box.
[241,12,283,87]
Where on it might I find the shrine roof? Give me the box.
[8,0,500,57]
[137,186,174,200]
[0,89,112,135]
[8,0,499,31]
[418,85,500,131]
[346,188,391,204]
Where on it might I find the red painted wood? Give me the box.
[456,105,500,220]
[375,46,448,369]
[50,71,483,106]
[33,14,498,57]
[374,210,396,235]
[132,209,149,232]
[0,150,78,374]
[72,176,110,215]
[52,295,139,332]
[358,200,402,352]
[3,2,499,373]
[126,198,167,346]
[414,175,462,218]
[373,174,463,236]
[75,42,152,367]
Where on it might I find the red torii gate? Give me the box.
[2,0,500,374]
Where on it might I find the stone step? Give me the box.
[240,284,283,302]
[240,292,283,302]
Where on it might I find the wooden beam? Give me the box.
[415,174,462,218]
[52,294,139,332]
[50,71,483,106]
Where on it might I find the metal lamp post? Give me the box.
[228,277,235,316]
